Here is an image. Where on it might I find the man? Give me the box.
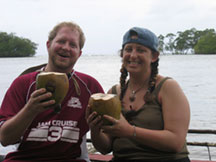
[0,21,104,162]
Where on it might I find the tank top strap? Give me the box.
[111,78,171,99]
[153,77,172,96]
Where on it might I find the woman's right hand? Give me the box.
[86,105,103,131]
[85,105,113,154]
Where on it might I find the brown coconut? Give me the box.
[36,72,69,113]
[89,93,121,125]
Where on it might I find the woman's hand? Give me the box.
[85,105,103,131]
[101,114,133,138]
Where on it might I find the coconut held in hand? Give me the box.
[36,72,69,113]
[89,93,121,125]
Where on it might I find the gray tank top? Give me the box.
[111,77,189,161]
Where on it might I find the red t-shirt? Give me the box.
[0,71,104,162]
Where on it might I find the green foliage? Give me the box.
[158,34,165,54]
[165,33,176,54]
[158,28,216,55]
[174,28,198,54]
[194,30,216,54]
[0,32,37,57]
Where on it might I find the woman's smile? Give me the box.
[128,60,141,65]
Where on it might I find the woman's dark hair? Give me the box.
[119,49,159,103]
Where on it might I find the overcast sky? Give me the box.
[1,0,216,56]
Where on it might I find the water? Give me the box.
[0,54,216,160]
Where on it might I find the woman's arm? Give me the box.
[86,105,113,154]
[102,79,190,153]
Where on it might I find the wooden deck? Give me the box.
[89,153,216,162]
[88,129,216,162]
[89,154,112,162]
[89,154,216,162]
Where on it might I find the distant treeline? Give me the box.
[158,28,216,55]
[1,28,216,57]
[0,32,37,57]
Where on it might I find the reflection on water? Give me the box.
[0,54,216,160]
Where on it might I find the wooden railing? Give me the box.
[87,129,216,162]
[187,129,216,161]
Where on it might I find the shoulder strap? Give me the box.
[153,77,171,95]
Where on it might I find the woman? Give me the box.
[86,27,190,162]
